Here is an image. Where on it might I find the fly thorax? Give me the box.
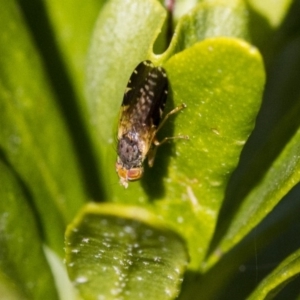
[118,135,142,168]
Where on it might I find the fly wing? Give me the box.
[120,60,168,130]
[122,60,155,107]
[145,66,168,127]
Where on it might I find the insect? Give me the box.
[116,60,187,188]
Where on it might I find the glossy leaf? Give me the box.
[0,161,58,300]
[65,203,188,300]
[160,37,265,269]
[86,3,265,267]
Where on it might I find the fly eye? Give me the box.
[127,168,143,181]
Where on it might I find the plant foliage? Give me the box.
[0,0,300,299]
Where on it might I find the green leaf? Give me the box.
[0,0,87,254]
[85,0,265,270]
[88,36,265,270]
[157,37,265,269]
[171,0,249,52]
[207,126,300,269]
[43,0,106,92]
[65,203,188,300]
[16,0,108,200]
[226,37,300,214]
[247,0,293,27]
[0,161,58,300]
[245,0,293,60]
[247,248,300,300]
[3,0,297,298]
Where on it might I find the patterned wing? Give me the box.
[122,60,154,106]
[145,66,168,127]
[121,61,168,129]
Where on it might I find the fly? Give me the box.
[116,60,187,188]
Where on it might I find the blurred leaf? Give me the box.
[44,247,77,300]
[43,0,106,93]
[0,0,87,254]
[172,0,249,52]
[0,161,58,300]
[247,248,300,300]
[173,0,198,23]
[0,273,25,300]
[16,0,108,200]
[65,203,188,300]
[208,126,300,268]
[246,0,293,27]
[245,0,294,61]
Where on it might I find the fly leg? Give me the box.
[148,134,189,167]
[156,103,187,133]
[148,104,189,167]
